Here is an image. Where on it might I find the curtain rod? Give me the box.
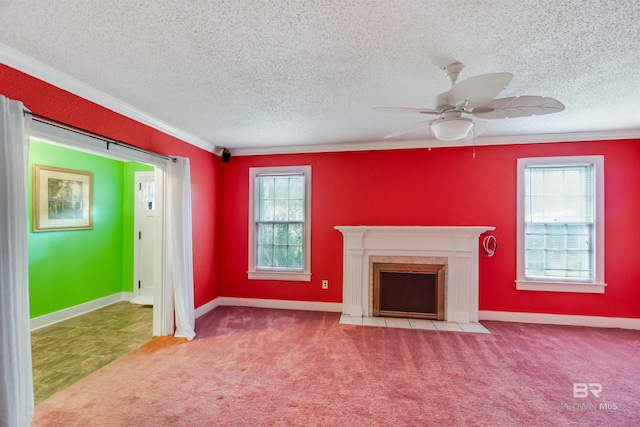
[24,111,176,162]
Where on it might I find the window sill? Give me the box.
[515,280,606,294]
[248,271,311,282]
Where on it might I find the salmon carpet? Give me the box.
[32,307,640,426]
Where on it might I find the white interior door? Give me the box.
[132,171,158,306]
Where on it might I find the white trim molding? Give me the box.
[3,43,638,158]
[194,297,341,320]
[248,165,312,282]
[195,299,640,330]
[479,310,640,330]
[216,297,342,313]
[516,155,606,293]
[0,42,215,153]
[194,297,222,319]
[515,280,606,294]
[230,130,640,157]
[30,292,133,331]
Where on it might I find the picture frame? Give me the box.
[33,164,93,232]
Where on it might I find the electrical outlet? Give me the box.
[322,280,329,289]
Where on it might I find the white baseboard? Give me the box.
[30,292,134,331]
[195,297,342,317]
[33,294,341,331]
[219,297,342,313]
[479,310,640,330]
[194,297,222,319]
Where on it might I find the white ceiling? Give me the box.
[1,1,639,155]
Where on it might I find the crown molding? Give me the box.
[3,43,637,158]
[0,43,215,153]
[231,138,434,156]
[230,128,640,157]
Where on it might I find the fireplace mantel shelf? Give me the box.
[334,225,495,233]
[335,225,495,324]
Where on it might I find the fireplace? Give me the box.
[335,226,495,323]
[373,262,445,320]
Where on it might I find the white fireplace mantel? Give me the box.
[334,226,495,323]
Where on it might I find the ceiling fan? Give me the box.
[373,62,565,141]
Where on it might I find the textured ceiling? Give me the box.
[1,1,639,153]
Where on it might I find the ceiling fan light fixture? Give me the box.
[430,118,474,140]
[375,62,565,141]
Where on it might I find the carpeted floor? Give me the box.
[32,306,640,426]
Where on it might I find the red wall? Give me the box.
[1,64,220,309]
[5,62,639,319]
[218,140,640,319]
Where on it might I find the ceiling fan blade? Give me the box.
[470,96,565,119]
[373,107,440,115]
[384,121,433,138]
[446,73,513,109]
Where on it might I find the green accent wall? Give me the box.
[28,140,153,319]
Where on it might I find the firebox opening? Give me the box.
[373,263,445,320]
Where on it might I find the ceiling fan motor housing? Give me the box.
[431,117,474,140]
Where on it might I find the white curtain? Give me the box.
[167,157,196,340]
[0,96,34,426]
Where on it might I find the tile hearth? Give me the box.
[339,314,490,334]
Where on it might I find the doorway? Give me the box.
[29,120,173,337]
[131,171,159,306]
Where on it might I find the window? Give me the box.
[248,165,311,281]
[143,180,155,211]
[516,156,605,293]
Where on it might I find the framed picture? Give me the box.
[33,165,93,232]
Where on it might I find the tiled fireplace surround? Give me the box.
[335,226,495,324]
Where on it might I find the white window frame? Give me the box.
[248,165,311,281]
[516,155,606,293]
